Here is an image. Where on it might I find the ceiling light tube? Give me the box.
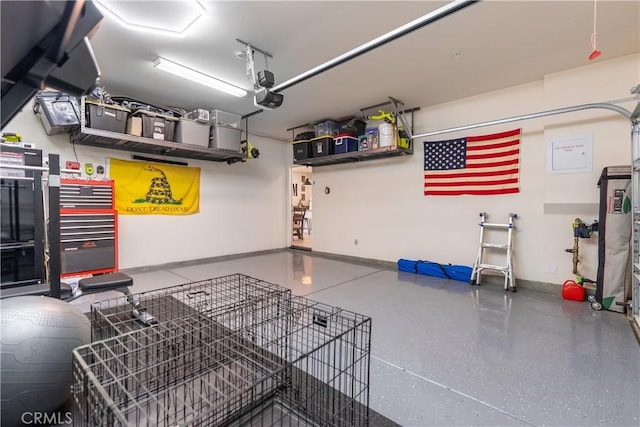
[153,57,248,98]
[95,0,183,37]
[94,0,206,37]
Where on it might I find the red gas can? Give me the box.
[562,280,585,301]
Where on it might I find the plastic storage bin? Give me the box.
[294,131,316,141]
[311,136,334,157]
[333,135,358,154]
[185,109,210,123]
[85,100,130,134]
[134,110,178,141]
[175,118,210,147]
[314,120,339,137]
[293,140,312,160]
[211,125,241,152]
[210,109,242,128]
[338,119,366,137]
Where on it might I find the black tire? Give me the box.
[591,301,603,311]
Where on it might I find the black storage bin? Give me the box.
[294,131,315,141]
[311,136,334,157]
[85,100,130,134]
[293,140,312,160]
[338,118,366,137]
[134,110,177,142]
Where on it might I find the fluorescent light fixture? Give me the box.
[94,0,206,37]
[153,57,248,98]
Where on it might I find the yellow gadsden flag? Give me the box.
[110,158,200,215]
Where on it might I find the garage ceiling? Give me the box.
[88,0,640,141]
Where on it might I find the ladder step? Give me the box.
[477,263,508,271]
[481,243,509,249]
[481,223,513,229]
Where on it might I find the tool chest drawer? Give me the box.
[60,179,114,209]
[59,211,117,276]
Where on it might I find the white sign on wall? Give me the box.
[546,134,593,174]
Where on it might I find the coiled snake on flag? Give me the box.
[144,166,179,204]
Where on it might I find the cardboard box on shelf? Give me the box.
[126,117,142,137]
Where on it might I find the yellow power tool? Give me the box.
[364,110,395,124]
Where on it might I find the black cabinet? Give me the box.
[0,145,45,288]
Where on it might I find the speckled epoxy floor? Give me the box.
[70,250,640,426]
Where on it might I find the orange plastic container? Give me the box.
[562,280,585,301]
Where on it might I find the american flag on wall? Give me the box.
[423,128,521,196]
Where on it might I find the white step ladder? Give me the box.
[470,212,517,292]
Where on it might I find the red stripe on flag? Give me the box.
[424,178,519,188]
[425,168,519,179]
[466,139,519,151]
[466,129,521,142]
[424,187,520,196]
[464,158,519,169]
[467,149,520,160]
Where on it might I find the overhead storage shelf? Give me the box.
[290,96,418,168]
[70,97,244,163]
[293,144,412,166]
[70,127,244,162]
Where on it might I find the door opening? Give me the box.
[290,165,312,250]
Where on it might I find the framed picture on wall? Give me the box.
[301,175,306,183]
[301,194,306,201]
[301,186,305,193]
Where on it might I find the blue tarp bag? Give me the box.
[397,258,420,273]
[416,261,472,282]
[397,259,472,282]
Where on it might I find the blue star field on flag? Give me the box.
[424,139,466,171]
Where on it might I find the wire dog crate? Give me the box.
[89,274,289,341]
[73,274,372,426]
